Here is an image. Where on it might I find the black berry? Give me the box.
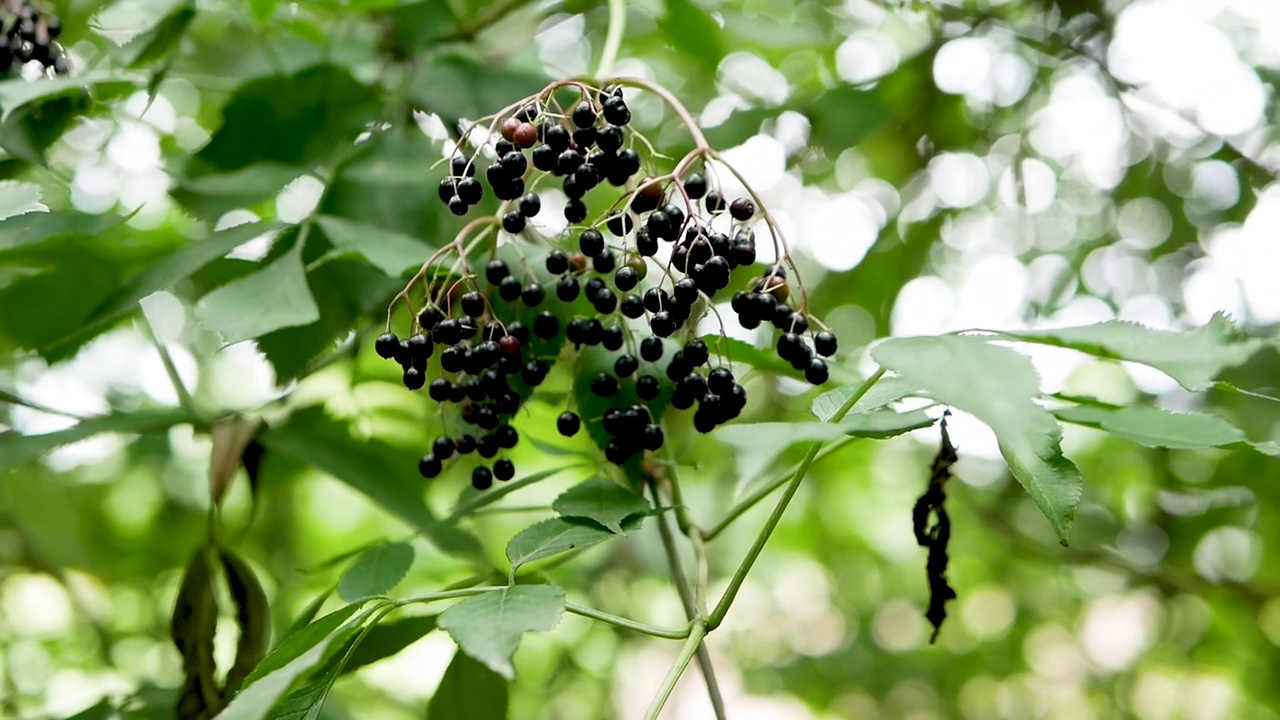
[558,411,581,437]
[494,458,516,481]
[815,331,838,357]
[418,454,442,479]
[472,466,493,490]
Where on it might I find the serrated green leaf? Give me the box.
[217,605,374,720]
[337,542,414,602]
[0,180,45,220]
[551,478,648,533]
[313,215,433,278]
[438,585,565,680]
[0,408,194,472]
[658,0,725,76]
[120,4,195,67]
[263,628,361,720]
[261,408,483,557]
[172,164,305,220]
[1004,313,1267,391]
[195,241,320,343]
[872,335,1083,543]
[428,651,508,720]
[1053,403,1278,456]
[810,374,923,422]
[505,518,627,571]
[339,615,437,676]
[0,210,124,261]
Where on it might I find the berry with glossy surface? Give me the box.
[591,373,618,397]
[614,354,639,378]
[499,275,523,302]
[729,197,756,221]
[494,458,516,481]
[375,332,399,359]
[521,283,545,307]
[636,375,660,400]
[418,454,442,478]
[572,101,597,129]
[461,291,485,318]
[519,193,542,217]
[402,366,425,390]
[814,331,838,357]
[472,466,493,490]
[558,411,581,437]
[579,229,605,257]
[640,336,664,362]
[545,249,569,275]
[805,358,829,385]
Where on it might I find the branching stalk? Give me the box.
[643,621,706,720]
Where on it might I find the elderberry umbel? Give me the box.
[383,80,839,488]
[1,0,68,76]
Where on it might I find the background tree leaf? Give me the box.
[339,615,438,676]
[195,241,320,343]
[658,0,725,76]
[872,335,1083,544]
[0,407,195,472]
[438,585,565,680]
[337,542,415,602]
[313,215,434,278]
[810,375,924,422]
[1053,403,1278,456]
[220,550,272,696]
[427,650,509,720]
[552,478,648,533]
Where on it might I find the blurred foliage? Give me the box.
[1,0,1279,718]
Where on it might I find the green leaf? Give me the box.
[448,464,581,522]
[0,180,45,219]
[1053,403,1277,456]
[249,0,280,22]
[810,374,923,422]
[427,651,508,720]
[0,258,123,353]
[172,164,305,220]
[438,585,565,680]
[408,52,547,121]
[872,335,1083,544]
[0,74,136,121]
[0,408,195,472]
[220,551,272,695]
[170,548,221,719]
[699,334,800,376]
[337,542,415,602]
[0,75,136,164]
[381,0,457,53]
[505,518,625,571]
[195,240,320,343]
[242,604,363,689]
[218,605,373,720]
[119,3,196,67]
[261,408,483,557]
[1003,313,1267,391]
[282,589,334,641]
[91,0,186,45]
[191,66,380,174]
[551,478,648,533]
[313,215,433,278]
[340,615,438,676]
[0,210,123,260]
[263,629,362,720]
[658,0,725,76]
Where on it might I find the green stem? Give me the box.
[707,368,886,630]
[704,436,859,540]
[564,602,691,639]
[644,621,706,720]
[594,0,626,80]
[137,313,198,419]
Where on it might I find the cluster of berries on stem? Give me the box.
[1,0,67,75]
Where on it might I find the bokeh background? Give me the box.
[2,0,1280,718]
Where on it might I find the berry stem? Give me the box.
[594,0,627,80]
[138,307,199,419]
[643,621,707,720]
[706,367,887,630]
[564,602,692,639]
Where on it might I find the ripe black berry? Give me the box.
[707,367,734,395]
[455,435,477,454]
[558,411,581,436]
[640,336,664,362]
[673,278,699,306]
[522,283,545,307]
[602,96,631,126]
[501,151,528,177]
[494,458,516,481]
[375,332,399,359]
[544,124,570,151]
[815,331,838,357]
[451,155,475,177]
[546,249,569,275]
[593,287,618,314]
[557,275,581,302]
[591,373,618,397]
[477,433,500,458]
[485,259,510,285]
[472,466,493,490]
[447,196,468,216]
[534,311,560,339]
[519,193,542,217]
[683,174,708,200]
[606,212,635,237]
[418,454,442,478]
[572,101,597,129]
[573,126,597,149]
[731,239,756,267]
[565,199,588,223]
[704,191,726,213]
[597,124,624,153]
[499,276,522,302]
[403,366,425,390]
[642,424,664,451]
[614,354,639,378]
[495,424,519,449]
[461,291,486,318]
[614,266,638,291]
[601,325,625,351]
[558,149,585,175]
[805,358,829,385]
[636,375,660,400]
[620,294,644,318]
[532,144,558,172]
[503,211,526,234]
[580,229,605,257]
[457,177,483,205]
[776,332,803,361]
[593,252,616,274]
[439,177,459,203]
[729,197,756,221]
[429,378,451,401]
[683,339,709,367]
[650,311,677,337]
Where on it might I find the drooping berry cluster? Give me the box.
[1,0,67,76]
[384,81,841,487]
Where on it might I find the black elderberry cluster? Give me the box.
[1,1,67,76]
[387,83,843,487]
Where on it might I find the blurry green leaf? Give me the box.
[0,75,135,164]
[282,589,334,640]
[552,478,648,533]
[120,4,195,67]
[1004,313,1267,391]
[261,408,484,557]
[220,551,272,695]
[172,164,305,220]
[171,547,221,719]
[805,84,890,150]
[872,335,1082,544]
[339,615,437,676]
[408,52,547,121]
[318,131,445,238]
[699,334,799,376]
[263,629,361,720]
[810,374,923,422]
[91,0,185,45]
[314,215,433,278]
[0,180,45,219]
[195,241,320,343]
[192,66,379,174]
[0,74,135,120]
[0,256,122,355]
[337,542,415,602]
[658,0,725,76]
[218,605,373,720]
[438,585,565,680]
[249,0,279,22]
[382,0,457,53]
[505,517,629,571]
[0,210,124,261]
[1053,404,1278,456]
[427,651,508,720]
[449,464,582,522]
